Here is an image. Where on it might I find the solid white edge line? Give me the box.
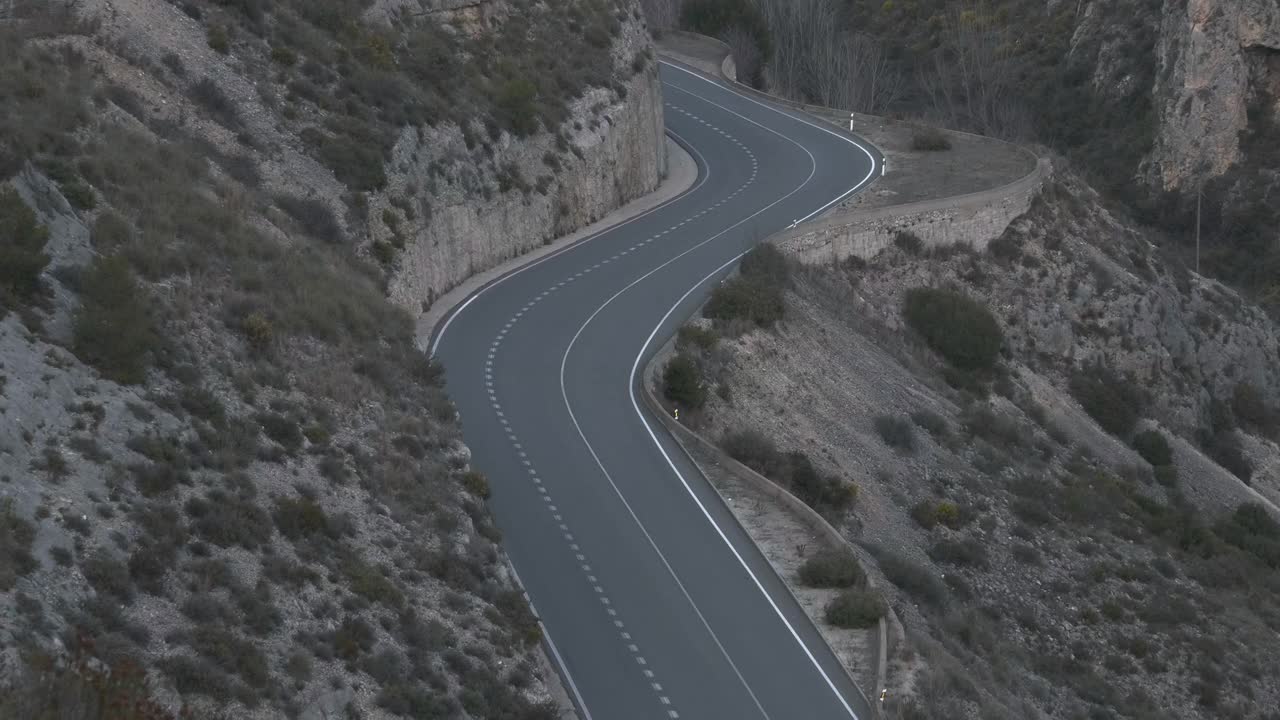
[661,60,878,224]
[429,119,713,358]
[560,102,821,717]
[562,71,877,717]
[427,104,713,720]
[508,563,594,720]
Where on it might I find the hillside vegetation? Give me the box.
[665,170,1280,719]
[648,0,1280,317]
[0,0,650,716]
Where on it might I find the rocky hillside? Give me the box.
[660,170,1280,719]
[666,0,1280,310]
[0,0,663,716]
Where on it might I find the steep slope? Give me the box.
[0,0,664,716]
[662,171,1280,719]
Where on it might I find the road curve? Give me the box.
[432,61,880,720]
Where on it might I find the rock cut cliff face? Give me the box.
[382,2,666,313]
[1144,0,1280,190]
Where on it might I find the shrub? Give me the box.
[255,412,303,453]
[207,24,230,54]
[188,78,241,130]
[662,353,706,410]
[342,552,405,608]
[911,126,952,151]
[786,451,856,514]
[0,498,37,591]
[188,626,270,689]
[91,212,132,250]
[185,490,272,549]
[911,499,965,530]
[303,127,387,192]
[0,188,50,310]
[493,78,539,137]
[873,415,916,453]
[1202,429,1253,482]
[1131,430,1172,467]
[676,324,719,353]
[910,409,950,439]
[927,538,988,568]
[82,551,133,603]
[798,549,864,588]
[332,616,376,661]
[494,589,542,648]
[275,194,343,244]
[893,230,923,255]
[4,643,175,718]
[721,428,784,477]
[1215,503,1280,568]
[241,311,273,352]
[903,288,1002,371]
[824,589,887,628]
[1069,364,1143,437]
[1232,382,1272,431]
[703,244,790,329]
[72,255,156,385]
[273,496,338,540]
[461,471,490,499]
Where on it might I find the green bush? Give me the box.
[72,255,156,385]
[893,230,924,255]
[903,287,1002,371]
[82,550,133,603]
[273,496,339,541]
[798,549,864,588]
[0,498,37,592]
[341,552,405,609]
[0,188,50,311]
[911,499,966,530]
[1202,430,1253,483]
[275,194,343,244]
[493,78,539,137]
[1131,430,1172,467]
[721,428,784,477]
[461,470,490,499]
[1215,503,1280,568]
[207,24,230,54]
[676,324,719,353]
[910,409,950,439]
[185,489,271,550]
[703,244,790,329]
[873,415,916,453]
[927,538,988,568]
[911,127,952,151]
[302,126,387,192]
[824,588,887,629]
[662,353,706,410]
[1231,382,1272,431]
[1069,364,1143,437]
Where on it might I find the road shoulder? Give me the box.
[416,137,698,350]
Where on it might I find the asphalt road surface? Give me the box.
[432,61,881,720]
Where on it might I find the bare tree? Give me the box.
[752,0,903,114]
[917,2,1029,139]
[719,25,763,87]
[638,0,682,31]
[810,32,903,114]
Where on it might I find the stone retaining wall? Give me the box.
[775,157,1052,263]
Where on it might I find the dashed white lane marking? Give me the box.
[473,98,766,720]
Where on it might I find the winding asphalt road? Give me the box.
[432,61,880,720]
